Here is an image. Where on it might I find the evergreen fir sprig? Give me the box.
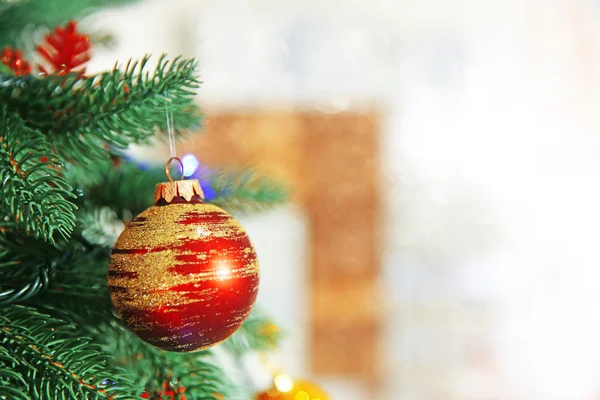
[0,109,77,243]
[0,305,141,399]
[223,311,283,356]
[0,233,66,305]
[64,156,117,191]
[0,232,58,271]
[0,55,200,163]
[42,250,109,298]
[0,259,55,306]
[104,324,236,400]
[30,243,126,335]
[81,159,165,217]
[81,160,289,218]
[32,247,115,327]
[0,2,288,397]
[209,170,289,213]
[0,347,29,400]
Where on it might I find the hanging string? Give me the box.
[164,98,176,159]
[164,97,183,181]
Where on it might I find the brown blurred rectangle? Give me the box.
[302,112,381,380]
[311,277,382,324]
[181,109,382,384]
[312,320,381,378]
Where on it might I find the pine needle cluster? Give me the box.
[0,1,287,398]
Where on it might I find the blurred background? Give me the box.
[86,0,600,398]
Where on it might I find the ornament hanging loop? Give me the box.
[165,157,184,182]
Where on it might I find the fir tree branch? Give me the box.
[37,255,239,399]
[0,110,77,243]
[104,323,236,400]
[80,160,289,217]
[0,259,55,306]
[32,247,116,328]
[209,170,289,213]
[0,346,29,400]
[81,160,165,217]
[0,55,200,163]
[32,253,236,399]
[64,156,116,190]
[0,305,141,399]
[223,311,282,357]
[0,232,66,305]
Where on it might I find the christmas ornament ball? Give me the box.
[256,376,330,400]
[109,178,259,352]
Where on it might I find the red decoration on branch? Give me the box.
[141,379,186,400]
[1,21,91,78]
[1,47,31,75]
[36,21,91,76]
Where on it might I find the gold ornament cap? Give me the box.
[154,157,205,204]
[154,179,205,204]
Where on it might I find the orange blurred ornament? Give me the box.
[256,375,330,400]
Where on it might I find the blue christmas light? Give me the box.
[181,153,200,177]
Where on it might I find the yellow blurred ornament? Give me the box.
[256,374,330,400]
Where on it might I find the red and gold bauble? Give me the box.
[108,175,259,352]
[256,375,331,400]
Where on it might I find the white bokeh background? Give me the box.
[87,0,600,398]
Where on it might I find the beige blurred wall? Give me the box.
[87,0,600,399]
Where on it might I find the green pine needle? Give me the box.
[223,311,283,356]
[0,232,63,305]
[80,160,165,217]
[0,305,142,399]
[210,170,289,213]
[103,323,236,400]
[79,160,289,218]
[0,109,77,243]
[0,55,201,163]
[0,3,289,396]
[30,246,115,327]
[0,352,29,400]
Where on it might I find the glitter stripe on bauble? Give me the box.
[108,179,259,352]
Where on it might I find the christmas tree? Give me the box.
[0,1,289,399]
